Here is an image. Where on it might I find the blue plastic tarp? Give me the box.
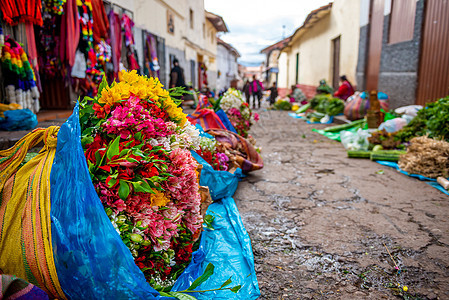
[375,160,449,196]
[0,109,37,131]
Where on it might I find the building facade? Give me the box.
[132,0,228,90]
[357,0,449,108]
[216,38,240,92]
[260,37,291,88]
[277,1,360,92]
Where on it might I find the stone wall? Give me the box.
[356,0,424,109]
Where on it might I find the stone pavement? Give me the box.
[235,110,448,299]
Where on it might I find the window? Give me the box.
[189,9,194,29]
[210,31,214,43]
[295,52,299,84]
[167,10,174,34]
[389,0,416,44]
[203,23,205,38]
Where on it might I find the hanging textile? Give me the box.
[144,33,160,78]
[59,0,80,67]
[1,37,40,112]
[91,0,109,43]
[0,0,43,26]
[108,10,121,77]
[42,0,67,15]
[121,14,139,71]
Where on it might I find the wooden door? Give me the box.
[416,0,449,105]
[332,36,341,90]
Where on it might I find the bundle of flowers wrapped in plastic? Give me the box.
[218,88,259,138]
[79,70,203,287]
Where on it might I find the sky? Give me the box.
[204,0,332,66]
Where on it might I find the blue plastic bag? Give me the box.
[49,104,259,299]
[0,109,37,131]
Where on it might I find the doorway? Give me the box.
[332,36,341,90]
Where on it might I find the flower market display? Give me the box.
[217,88,259,138]
[79,70,204,288]
[196,136,230,171]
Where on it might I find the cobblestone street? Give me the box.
[235,110,449,299]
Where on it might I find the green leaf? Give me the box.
[107,136,120,160]
[158,291,175,297]
[168,292,197,300]
[119,149,130,157]
[187,263,215,290]
[230,285,241,293]
[219,277,232,289]
[135,132,143,141]
[97,75,109,95]
[118,180,130,200]
[107,177,117,188]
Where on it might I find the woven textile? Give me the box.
[0,127,66,299]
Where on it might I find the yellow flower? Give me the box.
[150,190,170,207]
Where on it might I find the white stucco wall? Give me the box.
[216,44,238,92]
[279,0,360,89]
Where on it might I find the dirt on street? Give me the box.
[235,110,449,300]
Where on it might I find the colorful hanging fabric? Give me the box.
[121,14,139,71]
[60,0,80,67]
[0,0,43,26]
[38,16,63,78]
[108,10,121,77]
[91,0,109,43]
[144,33,160,78]
[43,0,67,15]
[1,37,40,112]
[0,126,67,299]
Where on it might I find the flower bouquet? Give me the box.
[218,88,258,138]
[195,136,230,171]
[79,70,203,288]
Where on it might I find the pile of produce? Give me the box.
[396,96,449,142]
[368,129,402,150]
[80,71,204,288]
[217,88,259,138]
[310,94,345,116]
[398,136,449,178]
[273,97,292,110]
[316,79,333,94]
[348,149,406,162]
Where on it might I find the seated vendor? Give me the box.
[334,75,355,100]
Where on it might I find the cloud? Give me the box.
[205,0,331,65]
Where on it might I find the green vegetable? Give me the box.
[347,150,372,158]
[295,103,311,114]
[372,145,384,152]
[396,96,449,142]
[274,100,292,110]
[370,150,406,162]
[323,119,365,132]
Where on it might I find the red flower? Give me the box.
[85,135,107,164]
[93,103,111,119]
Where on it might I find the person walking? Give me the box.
[243,80,251,104]
[267,81,278,105]
[249,75,264,109]
[334,75,355,100]
[169,58,186,89]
